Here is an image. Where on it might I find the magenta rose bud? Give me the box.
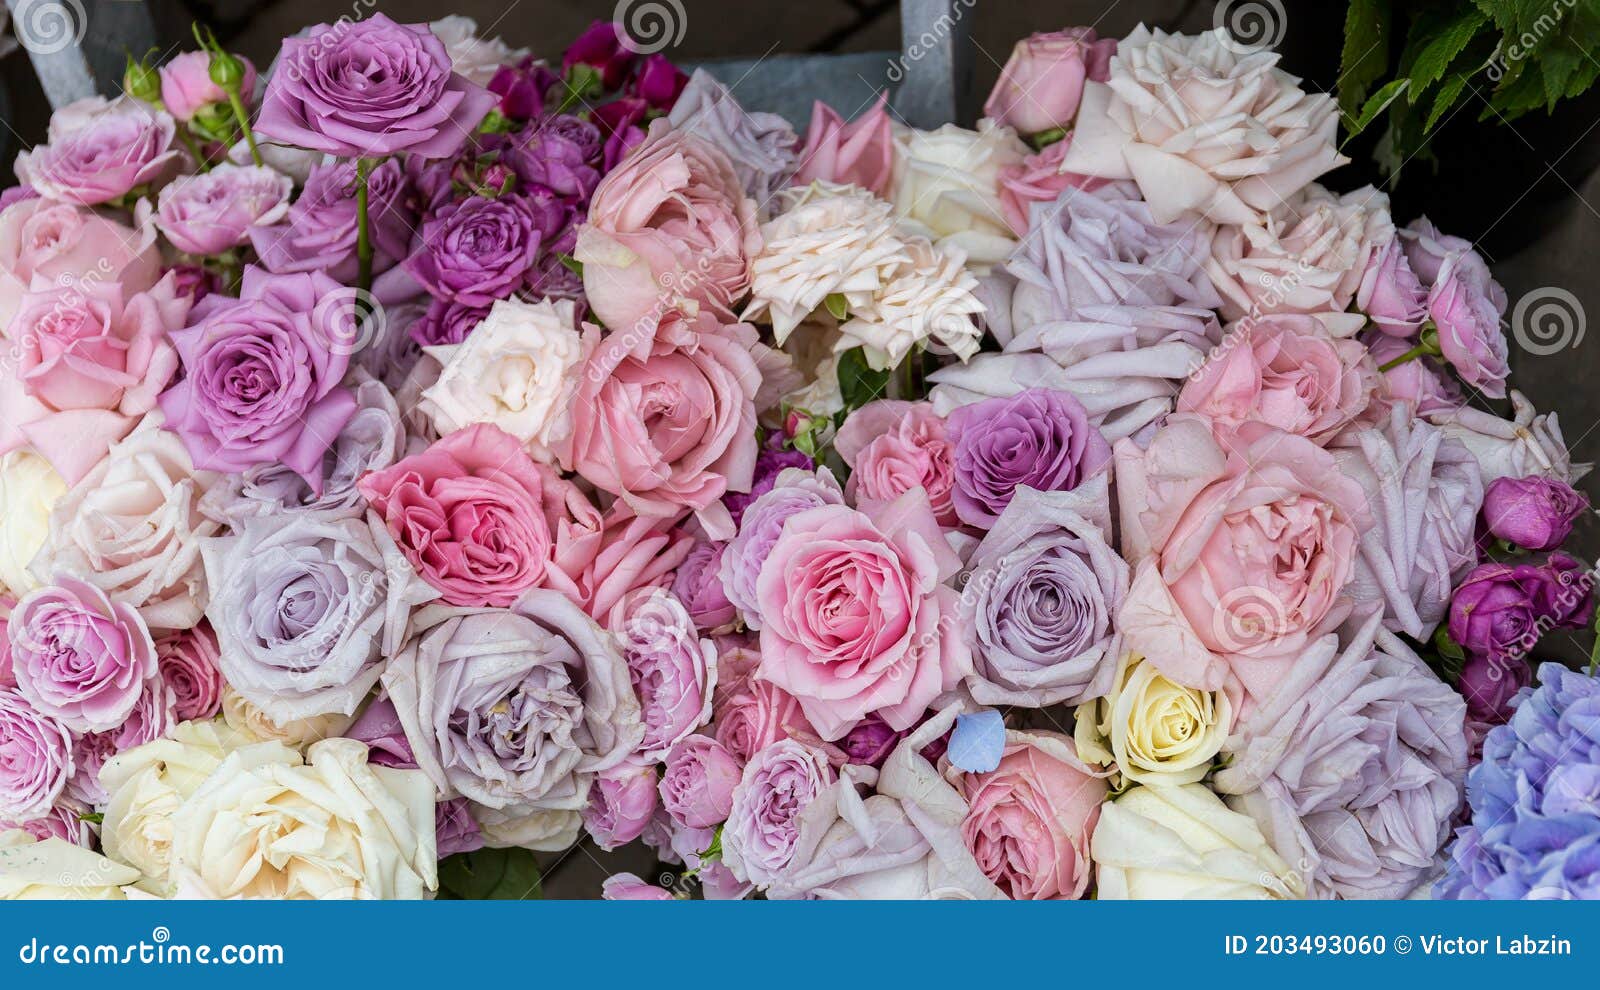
[1458,653,1532,723]
[1481,476,1589,552]
[154,622,224,722]
[631,54,687,110]
[583,762,660,850]
[159,50,257,122]
[670,541,736,632]
[488,59,558,121]
[563,20,637,91]
[660,735,741,828]
[10,578,157,734]
[256,13,495,159]
[155,164,293,257]
[158,267,357,491]
[983,27,1116,134]
[1448,554,1594,662]
[409,298,491,347]
[947,387,1111,529]
[838,713,904,768]
[0,688,73,823]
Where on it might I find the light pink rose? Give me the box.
[834,400,959,527]
[1403,219,1509,398]
[561,311,760,539]
[0,198,160,328]
[713,678,814,765]
[582,762,659,851]
[544,497,694,621]
[159,50,258,122]
[575,119,757,332]
[1356,236,1427,336]
[1177,315,1379,446]
[15,99,180,207]
[996,134,1106,236]
[984,28,1115,135]
[0,274,186,484]
[155,165,292,257]
[754,491,971,740]
[956,730,1106,900]
[609,589,717,762]
[1115,415,1369,705]
[1365,332,1464,417]
[601,872,672,900]
[790,93,896,196]
[660,735,742,829]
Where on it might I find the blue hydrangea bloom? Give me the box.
[1437,663,1600,899]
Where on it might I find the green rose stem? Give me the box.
[195,23,262,166]
[1377,322,1441,372]
[355,157,376,295]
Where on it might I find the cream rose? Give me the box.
[30,413,219,631]
[1205,184,1392,336]
[891,120,1026,268]
[0,830,141,899]
[1063,26,1345,224]
[419,297,587,462]
[1075,652,1232,786]
[0,450,66,598]
[99,719,257,893]
[1092,783,1305,899]
[168,737,436,899]
[838,237,984,370]
[221,687,354,750]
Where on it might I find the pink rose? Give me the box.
[359,423,563,608]
[660,735,741,828]
[601,872,672,900]
[609,589,717,762]
[159,50,258,122]
[582,761,659,851]
[790,93,896,196]
[713,678,814,765]
[545,498,694,621]
[669,539,736,632]
[1356,237,1427,336]
[574,120,757,332]
[754,491,971,740]
[1404,219,1509,398]
[154,622,224,722]
[0,198,160,328]
[957,731,1106,899]
[561,311,760,539]
[1176,315,1378,446]
[1365,332,1463,417]
[834,400,959,527]
[155,165,293,257]
[15,99,180,207]
[0,273,186,484]
[984,28,1115,135]
[1115,415,1369,704]
[996,134,1106,236]
[723,739,837,887]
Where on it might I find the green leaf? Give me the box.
[77,811,104,824]
[437,847,543,900]
[836,346,890,411]
[1408,9,1488,98]
[555,252,583,276]
[823,293,849,321]
[1426,70,1473,131]
[1540,46,1583,110]
[1344,78,1409,139]
[1339,0,1392,121]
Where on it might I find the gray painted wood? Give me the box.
[8,0,158,108]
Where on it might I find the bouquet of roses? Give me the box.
[0,14,1594,901]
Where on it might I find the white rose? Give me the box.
[169,738,436,899]
[1205,184,1392,336]
[0,450,66,598]
[30,413,219,631]
[221,687,354,750]
[1430,390,1591,486]
[475,805,583,853]
[1075,651,1232,787]
[838,237,984,370]
[419,297,586,462]
[1092,783,1305,899]
[891,120,1026,268]
[1063,26,1346,225]
[0,830,141,899]
[429,15,529,88]
[99,719,258,893]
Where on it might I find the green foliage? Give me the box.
[835,346,891,413]
[436,847,543,900]
[1341,0,1600,180]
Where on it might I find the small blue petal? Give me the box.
[948,710,1005,773]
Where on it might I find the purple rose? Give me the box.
[610,590,716,762]
[512,116,602,199]
[256,14,496,159]
[403,193,562,306]
[1403,218,1510,398]
[10,578,157,733]
[1458,653,1533,723]
[345,696,486,857]
[582,761,659,850]
[718,468,843,628]
[251,159,416,284]
[435,798,484,857]
[0,689,72,823]
[659,735,741,828]
[947,387,1111,529]
[592,98,649,170]
[1481,475,1589,552]
[158,266,358,490]
[838,714,904,768]
[723,437,813,525]
[410,298,491,347]
[15,99,180,206]
[563,20,637,91]
[1448,553,1595,661]
[155,165,292,257]
[165,263,219,304]
[1355,236,1427,336]
[601,872,672,900]
[670,541,736,632]
[722,739,836,888]
[488,58,558,122]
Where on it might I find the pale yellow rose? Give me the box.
[0,450,66,598]
[891,120,1026,268]
[1075,652,1232,786]
[0,830,140,899]
[221,686,354,750]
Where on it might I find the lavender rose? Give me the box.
[250,159,416,284]
[201,511,439,722]
[1403,218,1510,397]
[0,689,72,823]
[380,591,644,847]
[256,13,496,159]
[1481,475,1589,552]
[670,541,736,632]
[722,739,837,889]
[961,479,1128,707]
[582,762,658,850]
[947,388,1111,529]
[155,165,292,257]
[719,467,844,628]
[610,589,717,763]
[660,735,741,828]
[10,578,156,733]
[158,267,358,490]
[403,192,563,306]
[1214,612,1467,899]
[666,70,797,214]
